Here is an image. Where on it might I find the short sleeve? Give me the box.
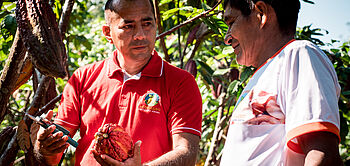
[167,74,202,137]
[54,69,82,130]
[280,41,341,153]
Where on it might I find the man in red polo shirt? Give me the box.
[33,0,202,165]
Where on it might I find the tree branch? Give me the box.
[34,93,62,117]
[154,0,170,62]
[204,93,226,166]
[156,0,222,40]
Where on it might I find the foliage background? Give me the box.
[0,0,349,165]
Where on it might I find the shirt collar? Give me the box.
[107,50,164,78]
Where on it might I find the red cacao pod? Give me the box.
[184,59,197,77]
[94,124,134,161]
[16,0,67,78]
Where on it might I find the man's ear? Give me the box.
[254,1,269,29]
[102,25,113,44]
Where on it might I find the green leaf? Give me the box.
[227,80,240,95]
[222,46,234,55]
[1,14,17,37]
[240,67,254,82]
[202,18,220,35]
[162,8,179,20]
[342,91,350,96]
[197,60,214,85]
[214,53,229,59]
[213,68,231,76]
[197,60,214,75]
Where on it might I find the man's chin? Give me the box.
[130,52,152,61]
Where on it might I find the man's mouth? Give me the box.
[132,46,147,50]
[232,43,240,50]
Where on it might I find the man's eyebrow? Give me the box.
[122,17,154,24]
[142,17,154,22]
[123,20,135,24]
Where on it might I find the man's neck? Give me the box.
[116,52,152,76]
[255,31,294,68]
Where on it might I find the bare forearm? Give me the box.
[304,150,343,166]
[145,146,198,166]
[298,132,343,166]
[34,148,63,166]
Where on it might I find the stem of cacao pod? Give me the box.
[0,29,26,124]
[24,75,52,121]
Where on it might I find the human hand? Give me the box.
[92,140,142,166]
[34,110,69,163]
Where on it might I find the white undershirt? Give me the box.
[122,69,141,82]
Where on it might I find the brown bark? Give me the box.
[0,29,26,123]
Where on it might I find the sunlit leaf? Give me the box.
[240,67,254,82]
[227,80,240,95]
[213,68,230,76]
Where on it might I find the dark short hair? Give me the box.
[105,0,155,19]
[224,0,300,35]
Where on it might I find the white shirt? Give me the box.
[220,40,340,166]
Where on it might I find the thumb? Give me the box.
[45,110,54,121]
[134,140,142,157]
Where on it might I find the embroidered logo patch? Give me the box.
[144,93,159,106]
[139,92,161,114]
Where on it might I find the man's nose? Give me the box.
[224,33,233,46]
[134,25,146,40]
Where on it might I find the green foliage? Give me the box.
[0,0,349,164]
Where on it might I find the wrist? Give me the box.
[33,143,59,165]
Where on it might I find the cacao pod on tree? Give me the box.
[15,0,67,78]
[184,59,197,78]
[229,68,239,82]
[94,123,134,162]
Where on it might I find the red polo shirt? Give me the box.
[54,50,202,165]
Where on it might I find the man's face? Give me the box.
[224,5,262,67]
[103,0,156,62]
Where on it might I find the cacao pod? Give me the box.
[11,54,33,94]
[16,0,67,78]
[229,68,239,82]
[0,126,16,154]
[94,124,134,161]
[184,59,197,78]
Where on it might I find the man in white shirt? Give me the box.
[221,0,343,165]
